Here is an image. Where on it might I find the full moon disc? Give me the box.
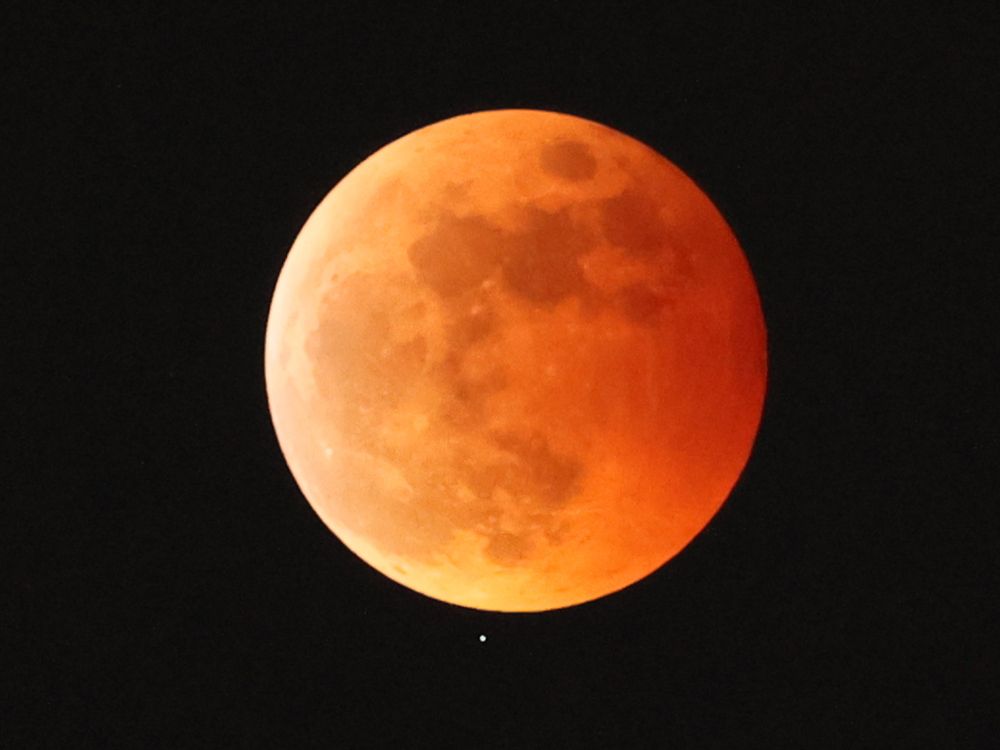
[265,109,766,612]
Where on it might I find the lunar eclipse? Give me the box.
[265,109,766,612]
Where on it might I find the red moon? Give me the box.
[265,110,766,612]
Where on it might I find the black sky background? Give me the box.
[6,3,997,747]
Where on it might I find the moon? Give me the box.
[265,109,766,612]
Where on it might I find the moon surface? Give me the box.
[265,109,766,612]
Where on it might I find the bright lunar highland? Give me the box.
[265,109,767,611]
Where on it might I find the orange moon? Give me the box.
[265,110,766,612]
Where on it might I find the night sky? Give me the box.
[7,4,996,746]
